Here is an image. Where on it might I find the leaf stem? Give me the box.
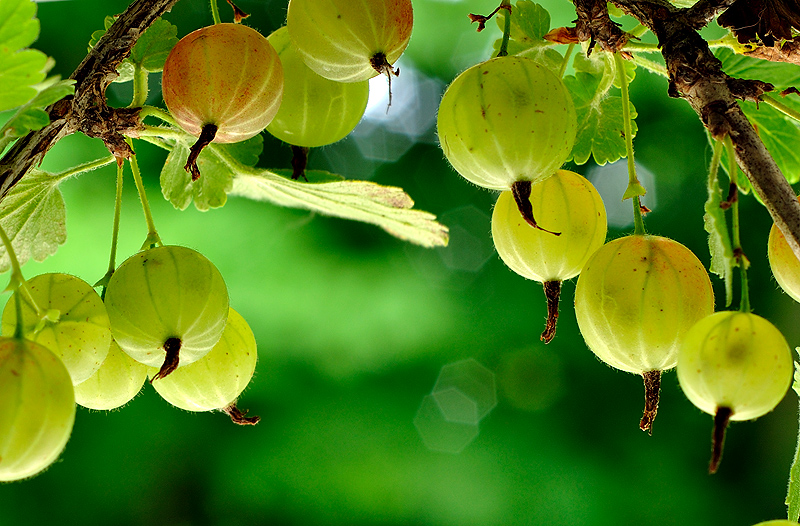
[614,52,646,235]
[705,136,734,306]
[496,0,512,57]
[559,43,575,78]
[126,138,162,249]
[725,136,750,312]
[210,0,221,24]
[762,94,800,123]
[53,156,117,182]
[630,54,667,77]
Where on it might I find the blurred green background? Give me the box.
[1,0,799,525]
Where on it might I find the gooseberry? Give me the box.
[437,55,576,191]
[150,308,259,425]
[768,221,800,303]
[491,170,607,342]
[266,26,369,148]
[286,0,413,82]
[1,273,112,385]
[574,234,715,433]
[73,340,149,411]
[677,311,792,473]
[0,337,75,482]
[161,23,283,179]
[104,245,229,380]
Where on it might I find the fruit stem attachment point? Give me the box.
[152,337,182,381]
[291,145,310,181]
[222,403,261,425]
[640,370,661,435]
[370,53,399,111]
[710,406,733,474]
[511,181,560,236]
[540,280,562,343]
[185,124,218,181]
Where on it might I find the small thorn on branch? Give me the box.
[468,3,511,32]
[511,180,561,236]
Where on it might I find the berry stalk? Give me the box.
[724,136,751,313]
[0,223,26,339]
[97,160,125,300]
[126,138,162,250]
[614,52,647,236]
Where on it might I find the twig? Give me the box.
[570,0,800,261]
[0,0,180,200]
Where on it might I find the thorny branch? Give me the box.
[570,0,800,261]
[0,0,180,200]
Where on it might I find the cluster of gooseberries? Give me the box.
[437,2,797,480]
[0,0,418,483]
[0,242,260,483]
[162,0,413,180]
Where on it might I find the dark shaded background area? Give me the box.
[1,1,798,525]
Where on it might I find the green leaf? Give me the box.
[272,169,345,184]
[0,78,75,154]
[564,53,638,166]
[89,16,177,82]
[0,0,39,52]
[160,134,264,211]
[229,171,449,248]
[785,351,800,522]
[0,48,48,112]
[498,0,550,41]
[741,100,800,185]
[491,1,562,70]
[160,142,232,211]
[716,48,800,89]
[703,142,735,306]
[154,127,448,246]
[130,18,178,72]
[0,168,67,273]
[219,135,263,167]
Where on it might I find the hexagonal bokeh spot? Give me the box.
[435,206,495,273]
[432,387,480,425]
[414,394,480,454]
[433,358,497,421]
